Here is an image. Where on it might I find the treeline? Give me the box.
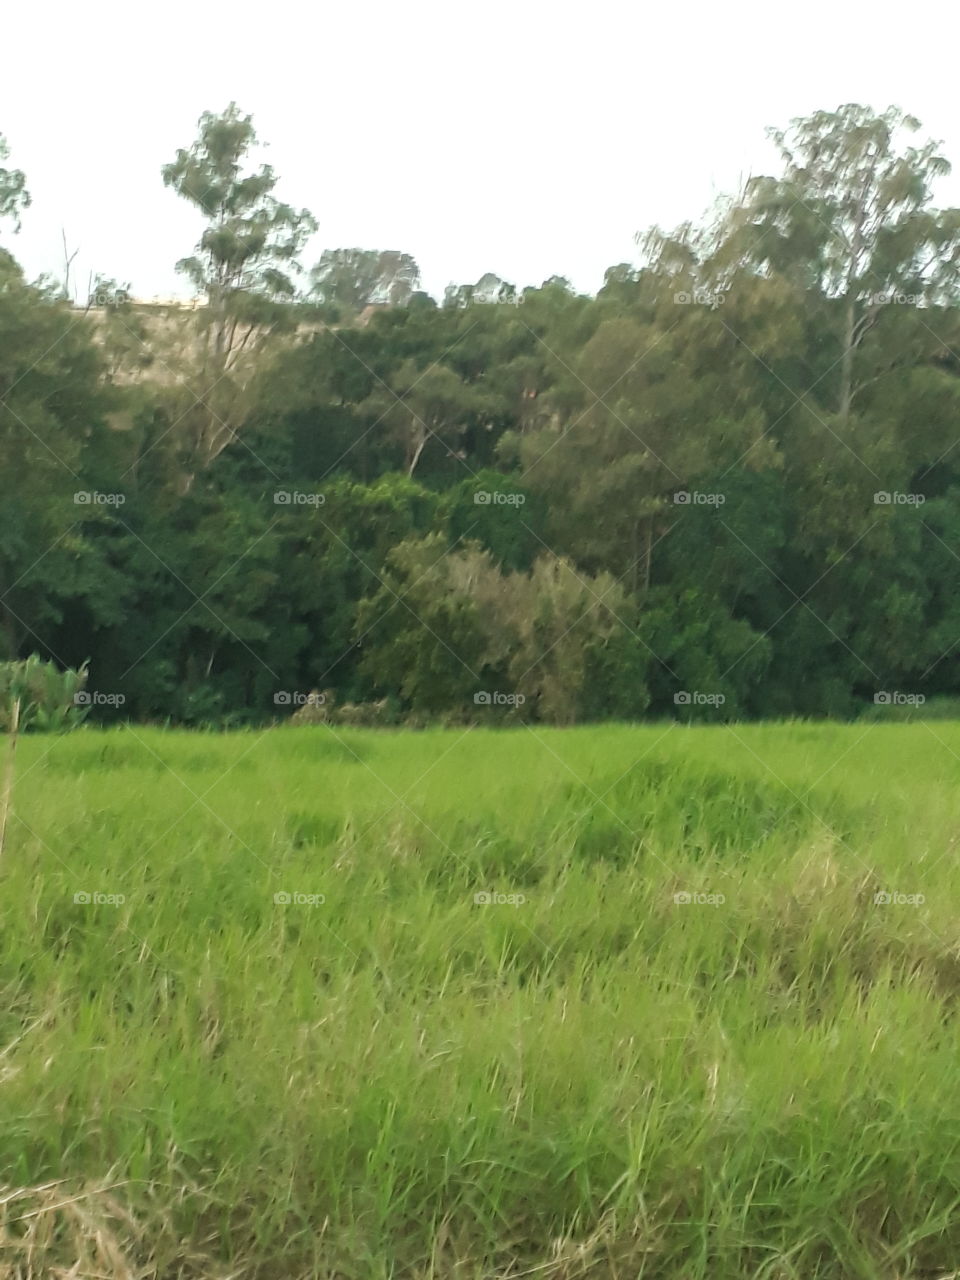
[4,103,960,725]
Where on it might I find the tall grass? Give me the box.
[3,721,960,1277]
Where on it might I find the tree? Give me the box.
[356,537,634,723]
[310,248,420,317]
[0,134,29,233]
[483,552,631,724]
[444,273,518,308]
[355,535,490,715]
[360,358,487,478]
[83,275,154,388]
[6,97,960,729]
[648,105,960,424]
[161,104,317,475]
[440,470,542,571]
[502,306,779,591]
[0,254,123,659]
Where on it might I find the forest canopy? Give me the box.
[3,102,960,726]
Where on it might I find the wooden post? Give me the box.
[0,694,21,861]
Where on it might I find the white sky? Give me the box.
[4,0,960,302]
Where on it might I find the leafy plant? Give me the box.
[0,656,88,858]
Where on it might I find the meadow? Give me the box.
[3,720,960,1278]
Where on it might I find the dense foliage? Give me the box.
[4,103,960,725]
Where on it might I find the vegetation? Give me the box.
[5,97,960,1278]
[1,721,959,1276]
[0,655,87,856]
[3,104,960,726]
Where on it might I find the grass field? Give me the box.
[3,720,960,1278]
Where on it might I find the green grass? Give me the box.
[3,720,960,1277]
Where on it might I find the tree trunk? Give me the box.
[407,426,428,478]
[839,293,856,423]
[839,188,867,424]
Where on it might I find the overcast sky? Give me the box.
[4,0,960,303]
